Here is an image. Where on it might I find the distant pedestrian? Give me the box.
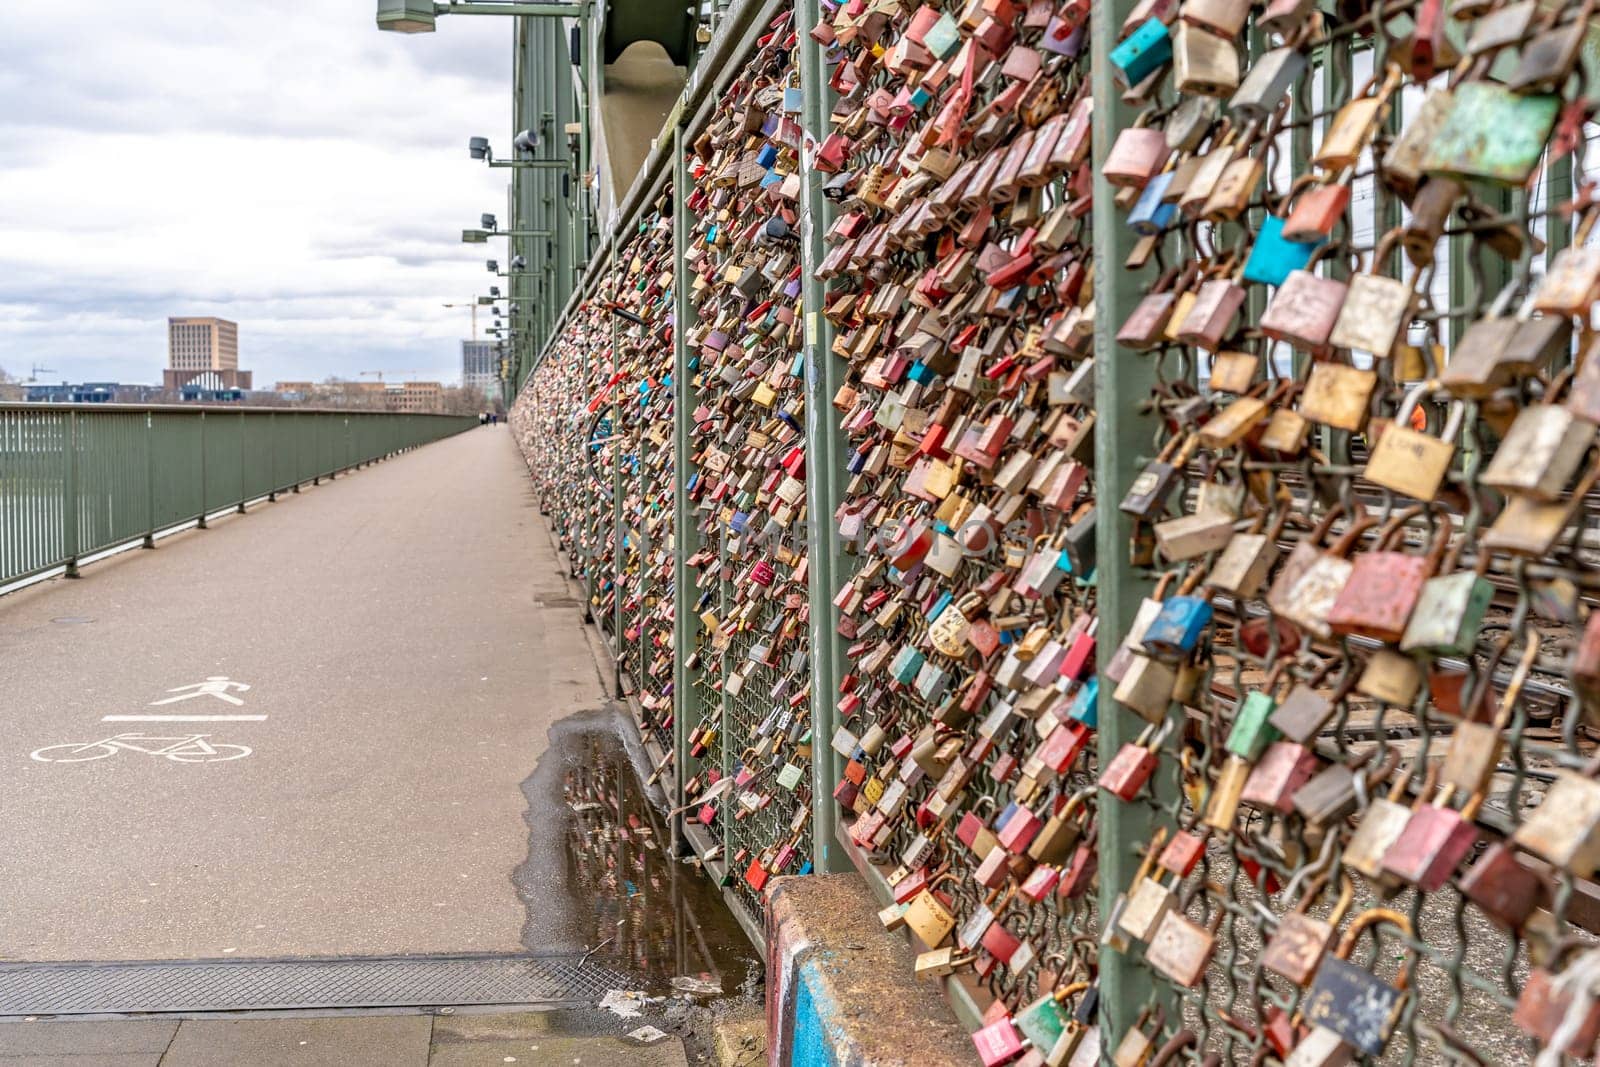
[479,412,488,426]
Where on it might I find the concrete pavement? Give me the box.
[0,426,608,962]
[0,1010,690,1067]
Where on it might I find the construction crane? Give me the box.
[27,364,56,383]
[442,301,480,340]
[359,369,429,384]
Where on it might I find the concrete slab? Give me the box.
[0,1057,162,1067]
[709,1003,764,1067]
[0,428,609,961]
[0,1020,176,1056]
[159,1015,432,1067]
[428,1031,687,1067]
[600,49,684,200]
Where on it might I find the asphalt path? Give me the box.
[0,426,606,961]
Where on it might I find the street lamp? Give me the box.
[466,134,569,169]
[377,0,584,32]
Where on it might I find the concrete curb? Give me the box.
[766,875,972,1067]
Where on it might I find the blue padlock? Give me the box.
[1243,214,1323,286]
[890,644,925,685]
[1069,676,1099,728]
[729,510,751,535]
[1141,595,1214,660]
[1109,18,1172,89]
[783,86,804,113]
[1128,171,1177,236]
[908,359,938,386]
[926,589,954,622]
[757,144,778,169]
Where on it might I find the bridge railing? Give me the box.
[0,405,476,588]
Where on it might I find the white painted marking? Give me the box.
[30,734,252,763]
[149,677,251,706]
[102,715,267,722]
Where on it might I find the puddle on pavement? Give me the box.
[515,709,762,999]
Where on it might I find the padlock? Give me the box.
[1329,231,1422,359]
[1458,841,1549,931]
[1228,44,1305,122]
[1380,781,1484,891]
[1420,81,1560,186]
[1144,887,1225,987]
[1171,22,1238,98]
[1099,719,1174,801]
[1240,740,1320,813]
[1300,908,1414,1057]
[1513,768,1600,876]
[1204,505,1287,599]
[1296,360,1375,433]
[1343,765,1430,886]
[1110,1004,1165,1067]
[1480,395,1595,503]
[1225,667,1285,762]
[1512,945,1600,1058]
[1261,874,1354,987]
[1326,508,1444,644]
[1275,512,1378,639]
[1365,386,1464,503]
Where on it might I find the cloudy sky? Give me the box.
[0,2,513,388]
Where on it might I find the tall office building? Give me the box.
[165,317,251,390]
[461,340,498,396]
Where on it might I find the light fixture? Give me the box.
[375,0,436,32]
[510,255,526,270]
[490,286,501,296]
[513,129,539,154]
[486,259,498,272]
[481,213,497,230]
[468,136,490,160]
[461,229,489,244]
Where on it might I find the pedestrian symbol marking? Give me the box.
[149,677,252,707]
[103,714,267,722]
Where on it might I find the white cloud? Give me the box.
[0,1,520,386]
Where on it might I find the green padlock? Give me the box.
[1421,82,1560,185]
[1226,672,1284,762]
[1016,992,1071,1051]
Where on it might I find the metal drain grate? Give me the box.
[0,953,634,1016]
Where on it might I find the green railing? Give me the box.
[0,405,476,588]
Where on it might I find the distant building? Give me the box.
[388,381,443,413]
[165,317,252,391]
[23,382,164,404]
[461,340,498,396]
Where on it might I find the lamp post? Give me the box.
[467,135,570,170]
[380,0,593,391]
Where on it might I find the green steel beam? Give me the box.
[1090,0,1165,1045]
[488,159,573,169]
[440,2,585,17]
[796,0,850,875]
[671,123,697,821]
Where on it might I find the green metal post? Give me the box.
[197,410,208,529]
[238,412,247,513]
[144,412,157,547]
[796,0,850,874]
[671,123,696,825]
[611,248,626,698]
[1091,1,1164,1040]
[63,411,80,578]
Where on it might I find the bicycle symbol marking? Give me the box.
[30,734,252,764]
